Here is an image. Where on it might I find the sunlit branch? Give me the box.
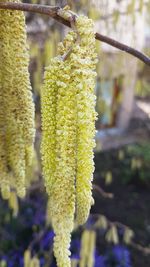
[0,2,150,66]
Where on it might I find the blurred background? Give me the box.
[0,0,150,266]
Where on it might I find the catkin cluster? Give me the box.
[0,0,35,198]
[41,14,97,267]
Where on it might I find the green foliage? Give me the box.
[122,143,150,183]
[135,79,150,97]
[96,143,150,185]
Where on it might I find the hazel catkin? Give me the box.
[0,0,35,198]
[41,14,97,267]
[41,57,77,267]
[74,16,97,225]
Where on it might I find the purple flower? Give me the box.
[104,245,132,267]
[113,245,132,267]
[40,257,45,266]
[70,238,80,259]
[41,230,54,249]
[94,255,105,267]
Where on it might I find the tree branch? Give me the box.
[93,184,114,199]
[0,2,150,66]
[90,214,150,255]
[95,33,150,66]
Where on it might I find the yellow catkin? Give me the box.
[95,215,108,230]
[87,231,96,267]
[24,249,31,267]
[0,260,7,267]
[25,149,39,188]
[71,259,78,267]
[106,226,119,244]
[0,0,11,199]
[41,58,59,195]
[75,16,97,225]
[41,14,97,267]
[43,37,55,67]
[8,191,19,217]
[118,149,124,160]
[52,59,77,267]
[123,228,134,244]
[58,16,97,225]
[30,43,39,58]
[80,230,90,267]
[105,171,112,185]
[80,230,96,267]
[41,57,76,267]
[0,0,35,198]
[33,48,43,94]
[30,257,40,267]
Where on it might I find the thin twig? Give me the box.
[61,46,73,61]
[90,213,150,255]
[61,15,77,61]
[131,241,150,255]
[93,184,114,199]
[0,2,150,66]
[28,229,45,250]
[95,33,150,66]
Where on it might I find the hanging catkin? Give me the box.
[8,191,19,217]
[42,56,77,267]
[74,16,97,225]
[80,230,96,267]
[41,14,97,267]
[24,250,31,267]
[0,0,35,198]
[58,16,97,224]
[80,230,90,267]
[0,0,11,199]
